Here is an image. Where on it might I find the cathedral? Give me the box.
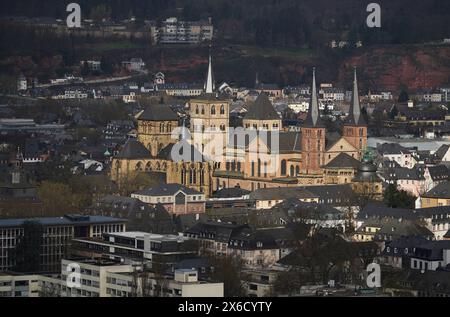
[111,55,373,197]
[213,68,368,192]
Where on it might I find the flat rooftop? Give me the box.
[0,215,126,228]
[106,231,188,242]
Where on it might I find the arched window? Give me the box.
[220,105,225,115]
[251,161,255,177]
[159,123,163,132]
[145,162,152,172]
[237,161,241,172]
[281,160,287,175]
[200,169,205,185]
[136,162,143,171]
[167,123,172,133]
[257,159,261,177]
[231,161,236,171]
[195,106,199,115]
[201,106,205,115]
[296,166,300,176]
[211,106,216,115]
[264,161,268,177]
[226,162,230,171]
[290,165,295,177]
[181,169,186,184]
[190,169,196,184]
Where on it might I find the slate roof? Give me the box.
[325,132,342,150]
[133,184,201,196]
[428,165,450,181]
[324,153,361,169]
[279,132,302,152]
[382,236,430,256]
[249,187,317,201]
[444,229,450,239]
[378,143,411,155]
[357,203,422,221]
[422,181,450,199]
[115,140,151,159]
[244,93,280,120]
[158,140,206,162]
[272,198,343,220]
[382,167,424,181]
[229,227,296,250]
[138,104,178,121]
[413,241,450,261]
[298,184,356,205]
[371,219,434,241]
[211,187,251,199]
[434,144,450,161]
[184,221,250,243]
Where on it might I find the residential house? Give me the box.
[410,241,450,271]
[418,181,450,208]
[131,184,206,216]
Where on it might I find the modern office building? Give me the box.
[71,231,199,269]
[0,215,126,272]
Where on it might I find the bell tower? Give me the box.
[301,68,326,175]
[343,68,367,158]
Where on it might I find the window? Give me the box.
[281,160,287,176]
[211,106,216,115]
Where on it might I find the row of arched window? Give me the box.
[180,168,206,185]
[195,105,226,115]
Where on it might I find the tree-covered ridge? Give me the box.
[0,0,449,47]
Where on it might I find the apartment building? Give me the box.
[150,17,213,45]
[60,259,223,297]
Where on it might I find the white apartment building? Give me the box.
[60,259,223,297]
[150,17,213,45]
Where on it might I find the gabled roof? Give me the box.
[115,140,151,159]
[138,104,178,121]
[244,93,280,120]
[211,187,250,199]
[434,144,450,161]
[357,203,421,221]
[382,167,424,181]
[378,143,411,156]
[159,140,206,162]
[133,183,201,196]
[229,227,296,250]
[249,187,317,201]
[422,181,450,199]
[324,153,361,169]
[184,221,250,243]
[428,165,450,181]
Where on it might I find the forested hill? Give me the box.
[1,0,449,48]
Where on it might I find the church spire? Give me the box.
[205,52,214,94]
[304,67,323,127]
[346,67,366,126]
